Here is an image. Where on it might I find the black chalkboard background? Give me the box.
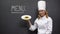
[0,0,60,34]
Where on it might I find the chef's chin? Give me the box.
[40,14,45,17]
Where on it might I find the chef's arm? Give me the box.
[28,20,37,31]
[46,18,53,34]
[27,20,32,27]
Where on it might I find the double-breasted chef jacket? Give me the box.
[29,15,53,34]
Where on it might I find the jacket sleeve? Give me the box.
[29,18,38,31]
[46,17,53,34]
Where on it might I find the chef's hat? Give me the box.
[38,0,46,10]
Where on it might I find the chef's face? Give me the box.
[38,10,46,17]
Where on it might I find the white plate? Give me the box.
[21,15,32,20]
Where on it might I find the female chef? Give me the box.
[27,0,53,34]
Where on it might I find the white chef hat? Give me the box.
[38,0,46,10]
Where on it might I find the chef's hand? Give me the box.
[25,20,32,27]
[25,20,30,22]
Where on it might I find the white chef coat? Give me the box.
[29,15,53,34]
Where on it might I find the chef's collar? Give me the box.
[41,15,46,19]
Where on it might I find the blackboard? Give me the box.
[0,0,60,34]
